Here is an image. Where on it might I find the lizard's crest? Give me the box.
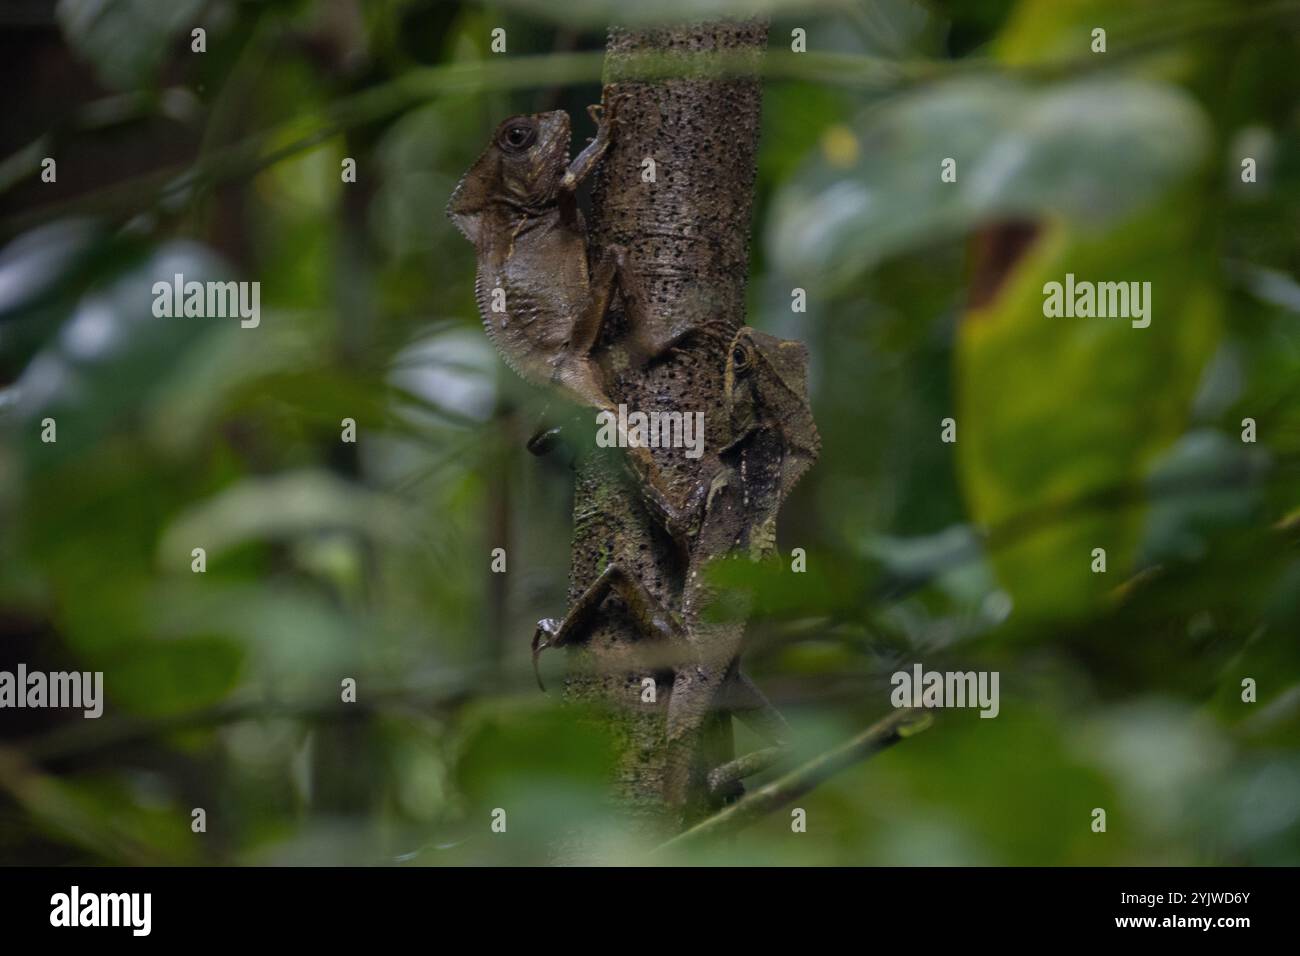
[724,327,821,501]
[446,110,572,245]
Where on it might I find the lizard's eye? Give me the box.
[499,121,537,152]
[731,344,751,372]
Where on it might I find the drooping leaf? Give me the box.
[155,468,417,568]
[11,239,232,469]
[56,0,205,90]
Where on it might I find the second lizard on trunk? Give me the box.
[533,326,820,816]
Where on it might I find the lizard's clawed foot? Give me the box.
[586,102,614,151]
[531,618,563,692]
[606,91,632,128]
[588,92,629,134]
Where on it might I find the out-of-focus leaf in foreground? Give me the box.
[155,468,417,569]
[768,77,1211,291]
[56,0,205,90]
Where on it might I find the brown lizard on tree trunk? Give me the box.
[446,99,678,487]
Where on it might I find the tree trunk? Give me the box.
[561,20,768,835]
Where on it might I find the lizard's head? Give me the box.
[491,110,572,204]
[724,327,821,498]
[447,111,571,243]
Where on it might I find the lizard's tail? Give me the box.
[662,662,729,811]
[663,737,697,810]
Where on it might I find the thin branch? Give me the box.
[870,451,1300,607]
[656,707,933,852]
[18,676,483,765]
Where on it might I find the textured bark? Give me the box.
[560,21,768,833]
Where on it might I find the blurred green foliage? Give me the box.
[0,0,1298,865]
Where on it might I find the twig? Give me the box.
[18,677,481,765]
[869,450,1300,606]
[656,707,932,852]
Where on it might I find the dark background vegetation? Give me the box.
[1,0,1298,864]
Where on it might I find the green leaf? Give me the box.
[956,201,1221,620]
[156,468,417,568]
[56,0,205,90]
[101,636,243,718]
[11,239,231,470]
[0,755,200,864]
[993,0,1227,66]
[768,76,1210,291]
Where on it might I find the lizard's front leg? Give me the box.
[556,98,621,229]
[558,243,707,550]
[561,102,615,193]
[531,562,688,690]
